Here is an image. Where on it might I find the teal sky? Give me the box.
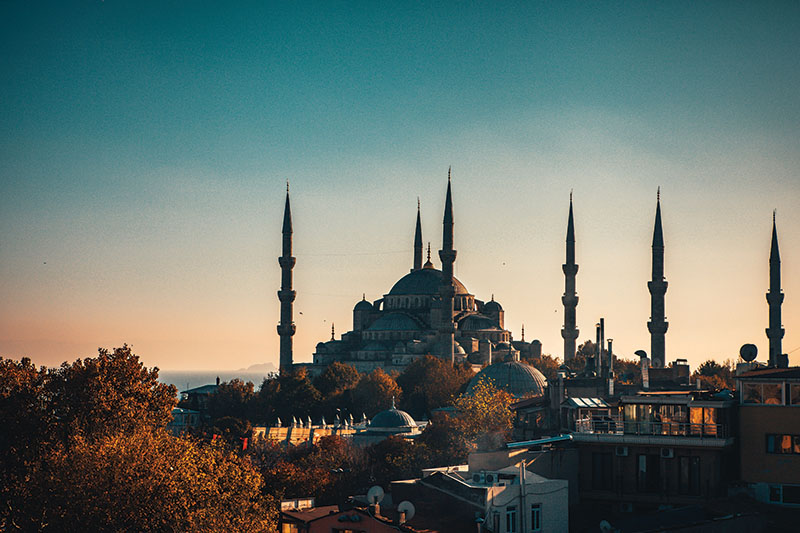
[2,1,799,371]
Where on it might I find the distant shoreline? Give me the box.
[158,370,272,393]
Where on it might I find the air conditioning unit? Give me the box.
[660,448,674,459]
[485,473,496,484]
[615,446,629,457]
[472,473,485,484]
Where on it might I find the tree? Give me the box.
[352,368,402,418]
[693,359,734,390]
[313,362,360,399]
[256,367,322,424]
[207,378,256,422]
[15,427,277,532]
[451,376,514,450]
[45,345,177,441]
[528,353,560,381]
[396,356,473,418]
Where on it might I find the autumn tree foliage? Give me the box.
[352,368,402,417]
[527,353,560,381]
[16,427,276,532]
[693,359,735,390]
[451,376,514,450]
[396,356,473,419]
[257,367,322,424]
[206,377,256,421]
[0,347,278,532]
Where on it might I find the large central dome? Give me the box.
[389,267,468,296]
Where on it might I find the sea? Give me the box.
[158,371,273,394]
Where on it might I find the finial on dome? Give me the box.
[491,294,495,301]
[521,324,525,342]
[423,242,433,268]
[362,293,366,301]
[391,395,396,409]
[331,323,335,341]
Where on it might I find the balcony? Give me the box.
[572,416,734,447]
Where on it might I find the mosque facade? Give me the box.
[279,174,542,376]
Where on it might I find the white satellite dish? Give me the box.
[397,501,415,523]
[367,485,385,505]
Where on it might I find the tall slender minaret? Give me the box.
[647,188,668,368]
[438,168,457,364]
[561,192,579,361]
[766,211,786,368]
[413,198,423,272]
[277,183,296,374]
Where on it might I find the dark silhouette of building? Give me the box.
[647,188,668,368]
[561,193,579,362]
[277,183,296,374]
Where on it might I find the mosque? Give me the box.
[278,173,542,377]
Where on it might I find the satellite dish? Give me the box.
[397,501,415,523]
[740,343,758,362]
[366,485,385,505]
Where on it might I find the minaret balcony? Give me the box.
[278,256,296,268]
[278,289,296,302]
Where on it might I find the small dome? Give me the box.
[467,361,548,398]
[483,299,503,313]
[354,298,373,312]
[367,312,422,331]
[389,268,468,296]
[370,407,417,429]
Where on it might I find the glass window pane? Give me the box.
[794,436,800,455]
[689,407,703,435]
[780,435,793,454]
[743,383,761,403]
[766,434,776,453]
[791,384,800,406]
[763,383,783,405]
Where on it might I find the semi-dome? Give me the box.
[467,361,548,398]
[459,314,500,331]
[389,268,468,296]
[367,312,423,331]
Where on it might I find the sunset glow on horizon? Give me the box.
[2,2,799,372]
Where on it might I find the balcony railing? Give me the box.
[575,417,728,439]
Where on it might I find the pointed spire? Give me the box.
[652,189,663,248]
[282,182,292,234]
[442,168,454,250]
[770,210,780,263]
[413,199,423,271]
[567,192,575,244]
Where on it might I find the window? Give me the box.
[505,505,517,533]
[763,383,783,405]
[637,454,660,492]
[530,504,541,532]
[766,434,800,454]
[743,383,762,404]
[791,384,800,406]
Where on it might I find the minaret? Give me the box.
[438,168,457,364]
[561,192,579,361]
[647,188,668,368]
[413,198,423,271]
[766,211,786,368]
[277,182,296,374]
